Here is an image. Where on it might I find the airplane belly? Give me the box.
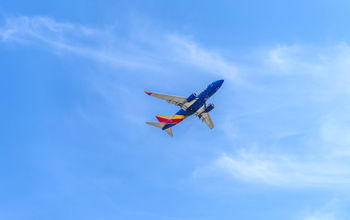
[188,101,205,115]
[181,99,197,111]
[194,105,206,115]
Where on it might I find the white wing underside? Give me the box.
[147,92,214,129]
[147,92,188,107]
[147,92,198,110]
[194,105,214,129]
[198,112,214,129]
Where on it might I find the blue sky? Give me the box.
[2,1,350,220]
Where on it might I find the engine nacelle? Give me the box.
[186,93,197,102]
[205,103,215,113]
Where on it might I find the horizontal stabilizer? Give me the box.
[146,122,173,136]
[164,128,173,136]
[146,122,165,128]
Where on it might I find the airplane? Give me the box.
[145,79,224,136]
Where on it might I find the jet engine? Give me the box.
[186,93,197,102]
[205,103,215,112]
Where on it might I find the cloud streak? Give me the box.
[195,151,350,188]
[195,43,350,189]
[0,16,239,82]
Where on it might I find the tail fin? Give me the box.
[156,114,185,124]
[146,122,173,136]
[156,115,172,123]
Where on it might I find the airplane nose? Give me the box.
[217,79,224,86]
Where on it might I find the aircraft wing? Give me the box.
[193,104,214,129]
[145,91,187,107]
[199,112,214,129]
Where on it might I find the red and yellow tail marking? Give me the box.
[156,114,185,124]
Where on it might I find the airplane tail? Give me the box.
[146,122,173,136]
[156,114,185,124]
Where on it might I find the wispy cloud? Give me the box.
[0,16,240,82]
[194,151,350,188]
[303,213,335,220]
[298,200,344,220]
[195,43,350,189]
[168,35,239,81]
[302,210,336,220]
[0,16,163,70]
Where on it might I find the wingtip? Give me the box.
[144,91,152,95]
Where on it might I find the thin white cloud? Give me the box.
[195,43,350,189]
[303,214,335,220]
[302,211,336,220]
[297,200,343,220]
[168,35,239,81]
[194,151,350,188]
[0,16,163,70]
[0,16,240,83]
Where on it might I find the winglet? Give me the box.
[144,91,152,95]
